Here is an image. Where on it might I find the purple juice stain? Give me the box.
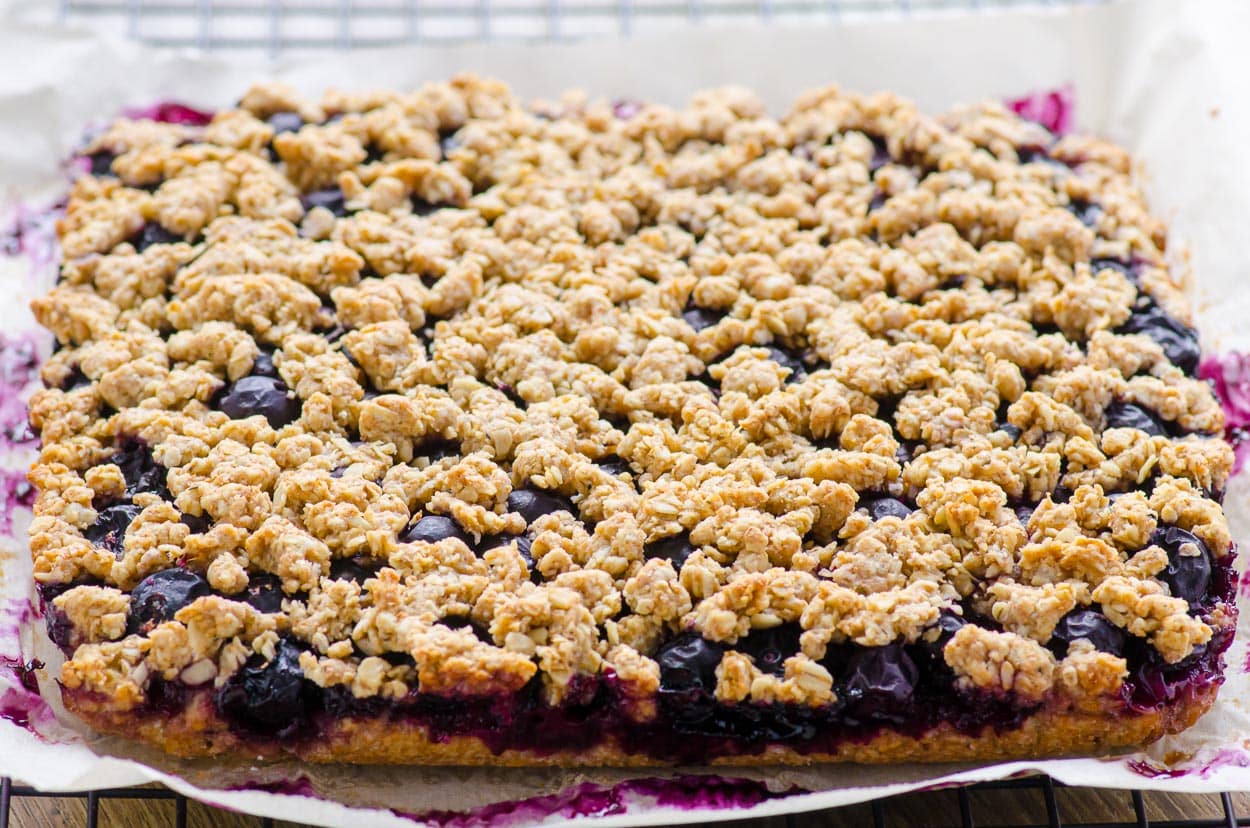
[1200,352,1250,475]
[0,470,37,534]
[406,775,799,828]
[121,102,215,126]
[1004,86,1074,135]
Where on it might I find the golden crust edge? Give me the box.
[61,681,1220,767]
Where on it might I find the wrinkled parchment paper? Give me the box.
[4,0,1250,824]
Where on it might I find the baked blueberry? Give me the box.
[656,634,725,694]
[250,349,280,378]
[1066,198,1101,227]
[765,346,808,383]
[84,503,142,555]
[216,375,302,428]
[682,306,724,332]
[110,440,169,499]
[996,422,1022,442]
[214,638,308,733]
[507,487,576,525]
[735,623,802,676]
[1017,145,1064,167]
[479,530,535,562]
[1015,505,1036,527]
[1089,257,1138,284]
[1118,306,1201,375]
[644,534,697,570]
[438,128,462,158]
[300,187,348,217]
[843,643,919,715]
[402,514,472,546]
[179,511,211,534]
[1050,609,1125,656]
[867,134,891,173]
[916,610,966,669]
[1153,526,1212,606]
[1104,401,1169,437]
[266,111,304,134]
[127,569,211,635]
[132,223,181,252]
[596,454,631,477]
[87,151,116,176]
[860,496,913,521]
[328,557,378,584]
[240,573,286,614]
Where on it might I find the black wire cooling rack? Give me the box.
[2,774,1249,828]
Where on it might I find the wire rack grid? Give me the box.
[11,0,1247,826]
[48,0,1108,54]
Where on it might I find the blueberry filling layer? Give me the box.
[83,555,1232,761]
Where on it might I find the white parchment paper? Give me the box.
[3,0,1250,824]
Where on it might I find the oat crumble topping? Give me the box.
[30,77,1234,720]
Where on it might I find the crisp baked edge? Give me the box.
[62,681,1219,766]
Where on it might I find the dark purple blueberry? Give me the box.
[1090,257,1138,284]
[1104,401,1169,437]
[439,615,492,643]
[860,496,912,521]
[402,514,472,546]
[110,439,169,499]
[1015,505,1036,526]
[44,607,74,652]
[1050,609,1125,656]
[216,375,302,428]
[329,557,378,584]
[266,111,304,134]
[87,151,116,176]
[180,510,211,535]
[84,503,142,555]
[735,623,802,676]
[765,346,808,383]
[412,198,442,217]
[56,365,91,391]
[1066,198,1102,227]
[241,573,286,614]
[916,610,966,668]
[132,223,181,252]
[478,532,538,579]
[682,306,725,332]
[867,134,891,173]
[250,349,280,378]
[656,634,726,694]
[438,128,462,158]
[596,454,631,477]
[1017,145,1064,167]
[1153,526,1212,606]
[300,187,347,217]
[507,487,576,525]
[867,190,889,212]
[127,568,211,635]
[214,638,308,733]
[1118,306,1201,376]
[843,643,919,714]
[418,438,461,462]
[645,533,697,570]
[996,422,1022,442]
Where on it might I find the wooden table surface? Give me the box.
[8,782,1250,826]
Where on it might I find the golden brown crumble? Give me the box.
[30,76,1233,716]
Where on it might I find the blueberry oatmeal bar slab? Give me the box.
[26,77,1237,765]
